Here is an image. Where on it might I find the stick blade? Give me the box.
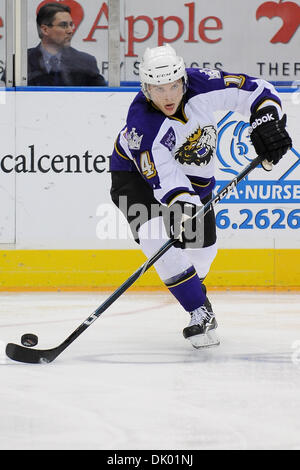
[6,343,57,364]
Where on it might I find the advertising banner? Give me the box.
[21,0,300,83]
[214,96,300,250]
[0,90,15,243]
[0,0,5,81]
[0,89,298,251]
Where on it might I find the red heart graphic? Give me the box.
[256,0,300,43]
[37,0,84,33]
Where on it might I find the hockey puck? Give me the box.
[21,333,38,348]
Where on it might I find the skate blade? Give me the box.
[188,329,220,349]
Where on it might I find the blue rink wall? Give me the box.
[0,87,299,290]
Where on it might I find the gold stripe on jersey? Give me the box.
[224,74,246,89]
[169,102,188,124]
[190,180,211,188]
[150,101,188,124]
[167,191,198,207]
[256,99,282,111]
[114,139,130,160]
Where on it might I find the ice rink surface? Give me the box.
[0,290,300,450]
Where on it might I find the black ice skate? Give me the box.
[183,305,220,349]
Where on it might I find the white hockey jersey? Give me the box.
[110,68,282,207]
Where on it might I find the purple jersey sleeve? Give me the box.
[185,68,282,115]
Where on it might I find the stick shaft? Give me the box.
[75,156,263,327]
[6,156,262,363]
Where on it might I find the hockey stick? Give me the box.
[6,155,263,364]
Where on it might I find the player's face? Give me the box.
[41,12,74,48]
[148,79,184,116]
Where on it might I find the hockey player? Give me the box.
[110,44,292,348]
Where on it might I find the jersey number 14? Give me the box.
[140,151,157,179]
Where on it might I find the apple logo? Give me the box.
[256,0,300,43]
[37,0,84,33]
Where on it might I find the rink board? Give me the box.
[0,249,299,290]
[0,88,299,289]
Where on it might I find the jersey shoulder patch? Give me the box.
[197,68,222,80]
[126,92,166,151]
[186,67,224,97]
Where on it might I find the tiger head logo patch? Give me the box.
[174,125,217,166]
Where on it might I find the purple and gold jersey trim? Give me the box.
[161,187,197,206]
[188,176,216,200]
[110,134,138,172]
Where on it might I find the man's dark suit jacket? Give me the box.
[28,44,106,87]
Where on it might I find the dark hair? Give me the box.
[37,2,71,38]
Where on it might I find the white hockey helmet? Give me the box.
[139,44,187,98]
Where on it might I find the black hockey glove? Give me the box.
[249,105,292,171]
[169,201,203,249]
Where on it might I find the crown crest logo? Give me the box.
[126,128,143,150]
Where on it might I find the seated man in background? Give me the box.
[28,2,106,87]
